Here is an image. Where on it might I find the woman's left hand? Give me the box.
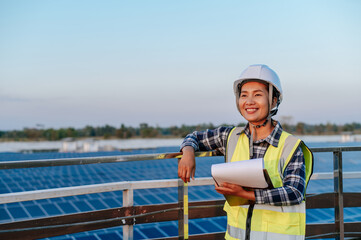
[215,182,255,201]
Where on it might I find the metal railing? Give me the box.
[0,147,361,240]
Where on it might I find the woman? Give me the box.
[178,64,313,240]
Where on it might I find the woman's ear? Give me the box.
[271,97,278,109]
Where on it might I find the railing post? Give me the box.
[333,150,344,240]
[123,189,134,240]
[178,179,189,240]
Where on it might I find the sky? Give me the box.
[1,0,361,130]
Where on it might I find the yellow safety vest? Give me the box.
[224,127,313,240]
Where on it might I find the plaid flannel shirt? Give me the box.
[180,121,306,206]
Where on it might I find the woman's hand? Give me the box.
[178,146,196,183]
[215,182,255,201]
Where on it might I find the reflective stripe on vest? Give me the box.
[226,223,305,240]
[224,127,313,240]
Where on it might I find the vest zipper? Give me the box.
[245,202,255,240]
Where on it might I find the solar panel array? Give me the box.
[1,143,361,239]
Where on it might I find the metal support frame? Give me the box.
[177,179,189,240]
[123,189,134,240]
[178,179,184,240]
[333,150,344,240]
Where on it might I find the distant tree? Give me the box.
[343,123,354,132]
[237,122,247,127]
[353,122,361,130]
[43,128,58,140]
[326,122,338,134]
[315,124,326,134]
[24,128,42,139]
[179,124,193,138]
[84,125,96,137]
[296,122,305,135]
[116,124,133,138]
[2,121,361,141]
[101,125,116,138]
[66,127,77,138]
[139,123,159,138]
[57,128,68,139]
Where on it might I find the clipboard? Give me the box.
[211,158,274,189]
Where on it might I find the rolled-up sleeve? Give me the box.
[180,126,232,155]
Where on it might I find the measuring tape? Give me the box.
[184,182,189,239]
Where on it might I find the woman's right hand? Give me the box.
[178,146,196,183]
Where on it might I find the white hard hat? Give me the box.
[233,64,283,116]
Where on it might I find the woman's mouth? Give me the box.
[246,108,258,113]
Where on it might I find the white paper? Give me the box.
[211,158,269,189]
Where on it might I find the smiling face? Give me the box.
[238,81,271,125]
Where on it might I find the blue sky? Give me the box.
[1,0,361,130]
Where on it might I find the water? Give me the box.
[0,138,183,153]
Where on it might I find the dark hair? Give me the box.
[272,86,280,102]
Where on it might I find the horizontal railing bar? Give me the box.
[0,146,360,170]
[306,192,361,209]
[309,146,361,153]
[306,222,361,239]
[0,151,218,169]
[1,171,361,204]
[311,171,361,180]
[0,200,225,230]
[1,198,360,240]
[0,177,214,204]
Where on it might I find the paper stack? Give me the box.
[211,158,273,189]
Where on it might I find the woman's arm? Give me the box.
[180,126,232,154]
[254,147,306,206]
[178,126,232,183]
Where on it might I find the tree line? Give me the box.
[1,122,361,141]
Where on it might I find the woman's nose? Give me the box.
[245,96,255,104]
